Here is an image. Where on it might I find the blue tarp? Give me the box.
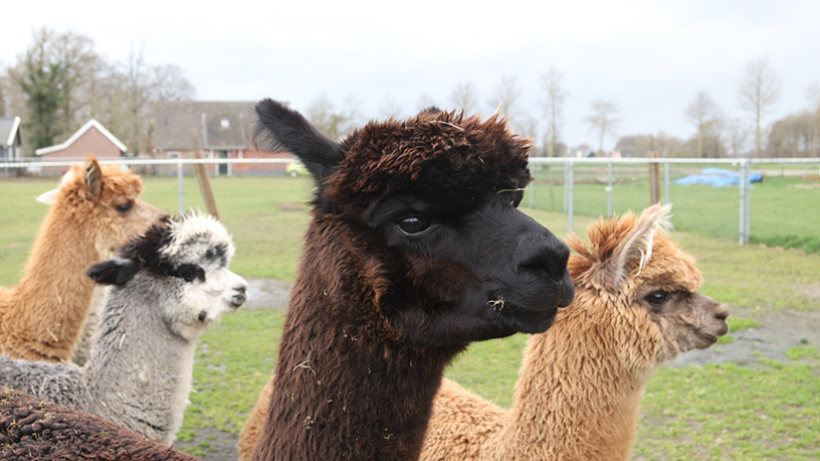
[674,167,763,187]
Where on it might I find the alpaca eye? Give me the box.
[178,265,204,282]
[397,216,430,235]
[645,291,668,308]
[115,202,133,214]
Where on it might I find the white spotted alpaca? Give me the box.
[0,213,248,445]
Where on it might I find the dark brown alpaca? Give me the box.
[0,387,196,461]
[248,101,575,461]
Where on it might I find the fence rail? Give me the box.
[2,156,819,246]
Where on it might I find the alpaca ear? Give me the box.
[86,258,141,286]
[604,204,671,288]
[36,188,59,205]
[253,99,344,184]
[84,156,103,201]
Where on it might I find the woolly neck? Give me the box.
[6,208,100,361]
[484,297,657,461]
[82,275,198,445]
[252,218,464,461]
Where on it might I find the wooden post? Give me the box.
[193,150,219,219]
[649,152,661,204]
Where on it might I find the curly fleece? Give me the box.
[0,387,196,461]
[326,111,532,206]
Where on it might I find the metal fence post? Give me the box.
[606,161,613,218]
[178,159,185,215]
[745,160,751,243]
[738,160,747,244]
[568,161,574,234]
[664,162,670,205]
[563,164,568,213]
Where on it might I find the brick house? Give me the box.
[34,119,127,175]
[151,101,288,176]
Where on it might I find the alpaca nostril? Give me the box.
[519,243,571,282]
[557,274,575,308]
[714,310,729,322]
[232,290,248,307]
[235,285,247,294]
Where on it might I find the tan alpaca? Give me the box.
[420,204,729,461]
[238,204,729,461]
[0,156,166,362]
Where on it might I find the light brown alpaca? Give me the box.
[417,204,729,461]
[237,204,728,461]
[0,156,166,362]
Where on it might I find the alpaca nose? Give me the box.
[517,232,575,308]
[714,304,729,322]
[519,235,571,282]
[231,284,248,307]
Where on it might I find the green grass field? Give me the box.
[1,174,818,459]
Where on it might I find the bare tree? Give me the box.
[2,64,29,126]
[148,64,195,102]
[725,119,751,157]
[305,94,343,140]
[487,76,522,125]
[449,81,479,115]
[7,29,195,155]
[305,94,363,141]
[540,68,568,157]
[808,81,820,157]
[8,28,104,150]
[584,99,622,154]
[75,45,195,156]
[684,90,723,158]
[517,115,541,155]
[767,111,815,157]
[120,46,151,155]
[110,47,194,155]
[50,29,105,134]
[738,56,781,158]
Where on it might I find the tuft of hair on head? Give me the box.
[159,211,234,261]
[568,204,672,291]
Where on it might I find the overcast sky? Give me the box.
[4,0,819,150]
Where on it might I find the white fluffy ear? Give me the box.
[606,204,671,287]
[36,188,59,205]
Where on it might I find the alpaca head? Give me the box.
[254,100,574,345]
[86,213,248,341]
[566,204,729,367]
[37,155,167,258]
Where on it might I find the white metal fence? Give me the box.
[2,156,819,246]
[527,157,820,245]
